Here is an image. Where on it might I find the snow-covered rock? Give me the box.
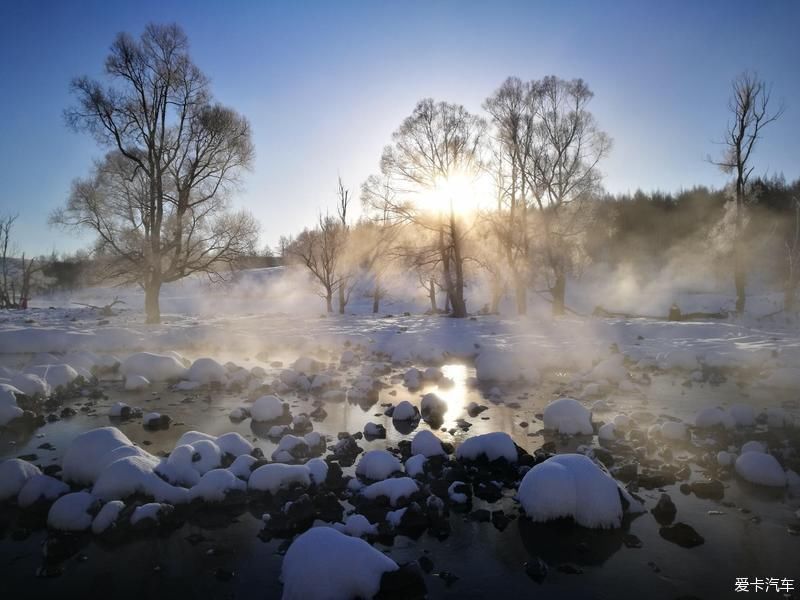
[47,491,98,531]
[456,432,517,463]
[189,469,247,502]
[405,454,427,478]
[0,458,41,501]
[420,393,447,418]
[735,452,787,487]
[26,364,81,389]
[356,450,402,481]
[248,463,311,494]
[281,527,398,600]
[410,430,445,457]
[390,400,419,421]
[729,404,756,427]
[62,427,142,485]
[741,440,766,454]
[518,453,637,529]
[335,514,378,538]
[694,407,735,429]
[659,421,688,441]
[543,398,593,435]
[186,357,228,384]
[361,477,419,506]
[474,349,534,383]
[120,352,187,382]
[10,372,50,397]
[91,500,125,534]
[17,474,69,508]
[716,451,735,467]
[598,422,616,442]
[229,454,258,480]
[93,455,189,504]
[124,374,150,391]
[251,395,286,422]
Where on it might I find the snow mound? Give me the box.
[91,500,125,534]
[0,458,41,501]
[405,454,427,478]
[62,427,142,484]
[187,357,228,384]
[252,395,286,422]
[518,453,628,529]
[543,398,593,435]
[456,432,517,463]
[693,407,735,429]
[120,352,187,382]
[93,455,189,504]
[124,375,150,391]
[410,430,445,457]
[249,464,311,494]
[10,372,50,397]
[588,355,627,383]
[281,526,398,600]
[27,364,81,389]
[229,454,258,480]
[659,421,688,440]
[47,491,98,531]
[17,474,69,508]
[735,453,787,487]
[390,400,419,421]
[356,450,402,481]
[361,477,419,506]
[189,469,247,502]
[335,514,378,538]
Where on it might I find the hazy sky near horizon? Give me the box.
[1,0,798,256]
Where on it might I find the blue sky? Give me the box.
[1,0,798,256]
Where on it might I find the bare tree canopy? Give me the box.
[53,23,257,323]
[710,71,784,314]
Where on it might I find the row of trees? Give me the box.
[42,23,789,322]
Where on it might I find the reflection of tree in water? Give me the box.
[518,513,641,567]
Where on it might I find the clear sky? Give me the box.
[1,0,798,256]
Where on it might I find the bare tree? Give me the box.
[289,214,344,313]
[786,196,800,312]
[710,72,784,314]
[373,99,486,317]
[57,23,256,323]
[335,176,358,314]
[0,214,17,308]
[525,76,611,315]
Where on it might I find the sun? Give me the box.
[417,170,491,216]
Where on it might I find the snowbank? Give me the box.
[281,526,398,600]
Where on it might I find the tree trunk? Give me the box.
[338,281,346,314]
[551,271,566,316]
[449,210,467,318]
[785,274,798,313]
[490,278,502,314]
[372,290,380,314]
[428,279,437,313]
[325,291,333,313]
[145,276,162,324]
[734,174,746,315]
[514,270,527,315]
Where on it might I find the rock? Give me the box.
[690,479,724,501]
[524,557,549,583]
[651,493,677,525]
[376,562,427,600]
[622,533,643,548]
[557,563,583,574]
[469,509,491,522]
[659,522,704,548]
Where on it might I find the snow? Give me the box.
[474,348,534,383]
[251,395,286,422]
[694,407,735,429]
[456,432,517,462]
[91,500,125,534]
[187,357,228,384]
[216,432,254,457]
[120,352,187,382]
[659,421,688,440]
[143,412,164,427]
[17,474,69,508]
[335,514,378,538]
[62,426,143,484]
[306,457,328,485]
[356,450,402,480]
[405,454,427,477]
[588,355,628,383]
[598,422,616,441]
[390,400,419,421]
[47,491,98,531]
[361,477,419,506]
[0,386,23,425]
[248,463,311,494]
[410,430,445,457]
[124,374,150,391]
[189,469,247,502]
[518,453,628,529]
[741,440,766,454]
[93,455,189,504]
[131,502,169,526]
[272,434,312,463]
[11,372,50,397]
[229,454,258,480]
[729,404,756,427]
[735,452,787,487]
[281,526,398,600]
[448,481,469,504]
[0,459,41,501]
[717,451,735,467]
[543,398,593,435]
[26,363,82,389]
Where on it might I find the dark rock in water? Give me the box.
[312,492,344,523]
[592,447,615,468]
[690,479,724,501]
[42,464,62,477]
[474,481,502,503]
[622,533,643,548]
[652,493,677,525]
[435,571,459,587]
[613,462,638,482]
[491,510,511,531]
[469,509,491,522]
[376,562,427,600]
[60,407,77,418]
[638,469,676,489]
[37,442,55,451]
[144,414,171,431]
[679,483,691,495]
[324,461,346,491]
[46,413,60,423]
[557,563,583,574]
[524,557,549,583]
[364,423,386,439]
[17,453,38,462]
[659,523,704,548]
[418,555,434,574]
